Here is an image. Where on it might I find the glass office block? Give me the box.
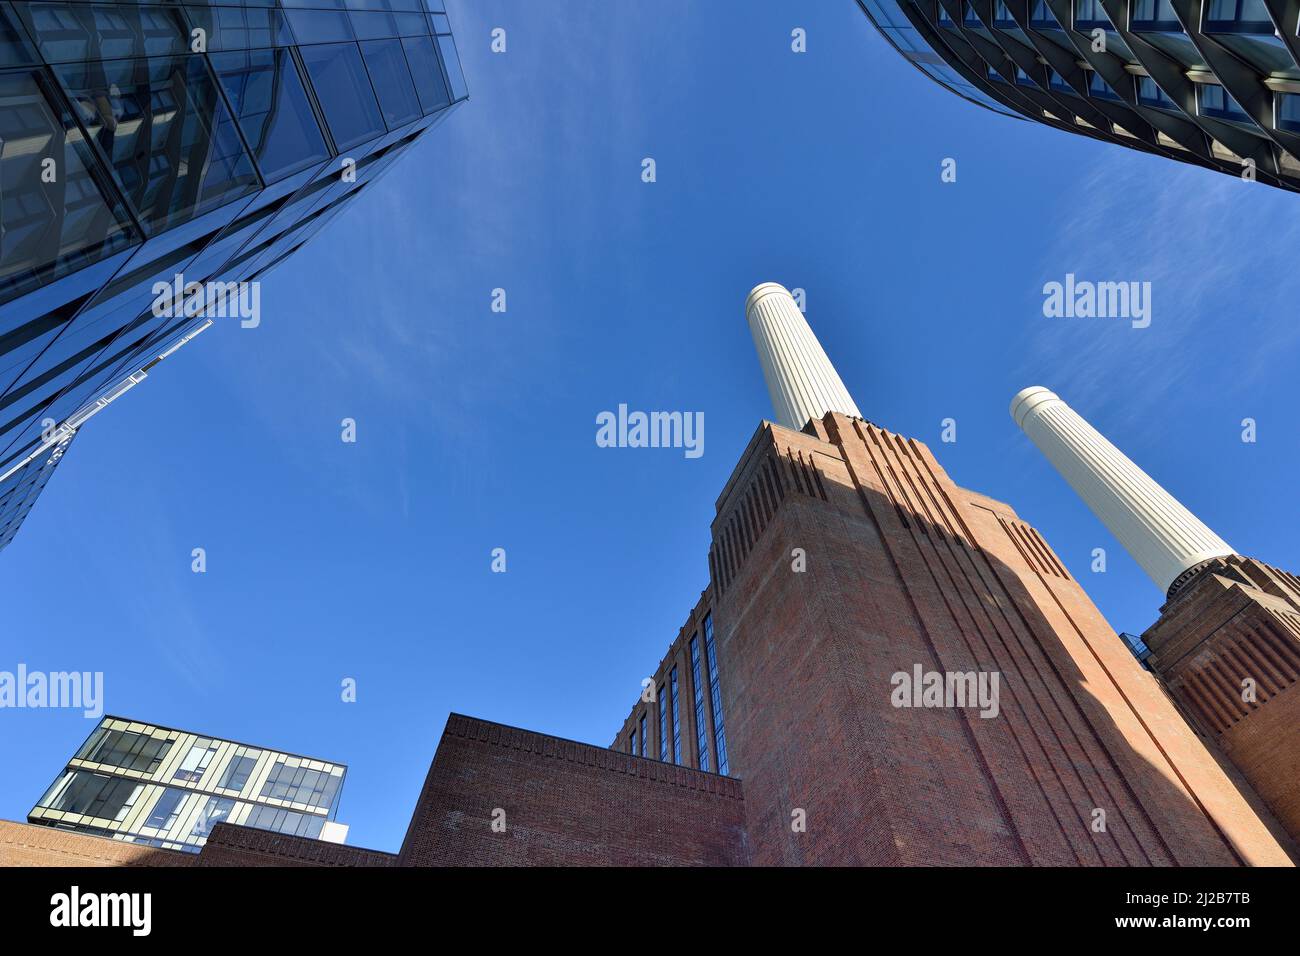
[28,717,349,852]
[0,0,465,551]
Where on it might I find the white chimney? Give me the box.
[1011,386,1232,594]
[745,282,862,431]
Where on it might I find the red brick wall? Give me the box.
[195,824,396,867]
[1142,556,1300,849]
[0,820,394,868]
[1223,680,1300,845]
[398,714,748,866]
[707,413,1293,867]
[0,821,193,867]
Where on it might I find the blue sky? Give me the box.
[4,0,1299,854]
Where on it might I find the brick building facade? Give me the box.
[690,413,1292,865]
[4,413,1295,867]
[398,714,747,866]
[1141,555,1300,845]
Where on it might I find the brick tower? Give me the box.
[701,285,1292,865]
[1013,387,1300,850]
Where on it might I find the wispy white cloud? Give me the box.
[1016,150,1300,446]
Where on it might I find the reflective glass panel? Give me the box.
[350,10,400,41]
[1204,0,1274,33]
[658,685,668,761]
[1131,0,1182,30]
[1075,0,1111,28]
[51,771,139,820]
[435,34,465,100]
[190,796,235,837]
[211,47,329,181]
[218,751,259,791]
[298,41,385,149]
[173,737,218,782]
[285,9,354,44]
[690,636,710,772]
[13,3,187,65]
[1212,34,1298,76]
[1138,75,1178,109]
[180,5,295,52]
[1030,0,1061,26]
[0,2,36,65]
[0,69,139,306]
[145,787,186,829]
[400,33,450,114]
[704,614,728,776]
[1199,82,1251,121]
[1278,91,1300,132]
[85,728,173,772]
[1088,70,1123,99]
[670,665,681,764]
[360,37,421,127]
[53,54,259,232]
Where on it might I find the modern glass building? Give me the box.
[856,0,1300,190]
[0,0,467,551]
[29,714,349,851]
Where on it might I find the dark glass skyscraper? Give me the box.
[0,1,466,551]
[857,0,1300,190]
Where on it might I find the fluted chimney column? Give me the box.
[745,283,862,431]
[1011,386,1232,594]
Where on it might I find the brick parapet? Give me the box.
[0,820,194,867]
[450,714,741,801]
[398,714,748,866]
[196,823,396,867]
